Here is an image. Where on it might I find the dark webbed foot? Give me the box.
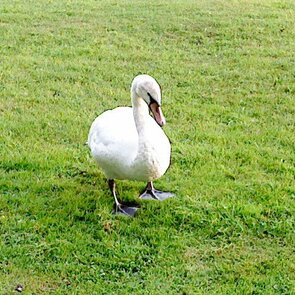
[139,182,174,201]
[113,203,139,217]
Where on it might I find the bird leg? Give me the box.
[139,181,174,201]
[108,179,139,217]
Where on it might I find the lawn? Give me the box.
[0,0,294,293]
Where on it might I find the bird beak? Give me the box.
[149,102,166,127]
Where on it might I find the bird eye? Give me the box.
[147,92,157,105]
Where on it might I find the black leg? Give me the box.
[108,179,139,217]
[139,181,174,201]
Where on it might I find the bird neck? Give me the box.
[131,97,159,180]
[132,97,151,137]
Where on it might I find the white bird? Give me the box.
[88,74,173,216]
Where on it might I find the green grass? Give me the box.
[1,0,294,293]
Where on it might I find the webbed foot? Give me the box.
[113,203,139,217]
[139,182,174,201]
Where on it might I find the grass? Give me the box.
[0,0,294,293]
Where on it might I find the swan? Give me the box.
[88,74,173,216]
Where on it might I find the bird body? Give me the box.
[88,105,170,181]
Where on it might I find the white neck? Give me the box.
[132,96,150,137]
[130,94,158,181]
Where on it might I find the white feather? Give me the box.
[88,75,171,182]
